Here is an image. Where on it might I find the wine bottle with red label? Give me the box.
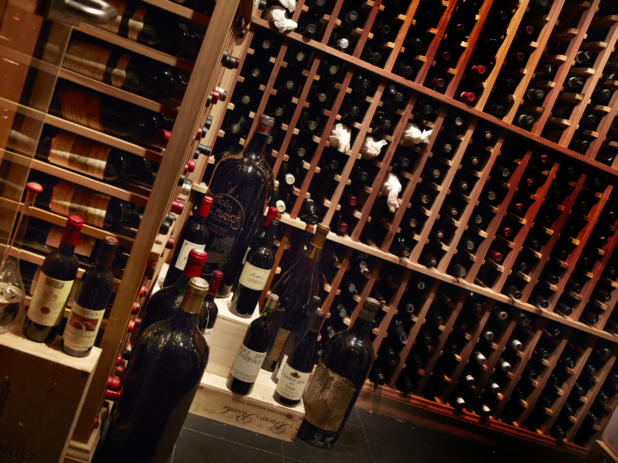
[62,236,118,357]
[202,115,275,295]
[24,216,84,343]
[163,196,213,287]
[229,219,279,318]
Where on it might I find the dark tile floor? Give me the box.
[167,408,550,463]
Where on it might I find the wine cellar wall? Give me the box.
[192,0,618,452]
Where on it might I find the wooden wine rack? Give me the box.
[188,0,618,455]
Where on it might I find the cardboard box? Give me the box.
[0,326,100,463]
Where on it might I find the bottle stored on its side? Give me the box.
[274,309,326,407]
[62,236,119,356]
[262,225,329,372]
[203,115,275,295]
[298,298,380,448]
[103,278,210,463]
[24,216,84,343]
[229,219,280,318]
[163,196,213,287]
[227,294,280,395]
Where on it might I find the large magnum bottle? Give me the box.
[104,278,210,463]
[298,298,379,448]
[262,225,329,372]
[203,115,275,294]
[24,216,84,342]
[136,249,208,339]
[62,236,118,357]
[163,196,213,287]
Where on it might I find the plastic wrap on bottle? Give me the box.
[359,135,388,159]
[328,123,352,153]
[264,6,298,32]
[402,122,432,146]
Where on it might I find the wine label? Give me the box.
[128,7,147,42]
[111,54,131,88]
[174,239,206,271]
[49,132,110,180]
[231,344,267,383]
[238,262,270,291]
[46,225,96,258]
[204,328,213,343]
[63,302,104,351]
[27,273,74,326]
[202,193,245,275]
[303,361,356,432]
[98,0,127,34]
[60,88,104,132]
[266,327,291,362]
[275,364,312,401]
[51,181,110,229]
[64,40,111,82]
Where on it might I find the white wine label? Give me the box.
[51,181,110,229]
[128,7,147,42]
[49,132,110,179]
[111,54,131,88]
[45,225,96,257]
[98,0,127,34]
[266,327,291,362]
[238,262,270,291]
[27,273,74,326]
[303,360,356,432]
[174,240,206,270]
[231,344,267,383]
[63,302,104,351]
[64,40,111,82]
[60,88,104,132]
[276,364,311,401]
[204,328,213,343]
[275,354,289,380]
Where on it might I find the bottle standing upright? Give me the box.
[298,297,380,448]
[104,278,210,463]
[203,115,275,296]
[24,216,84,343]
[262,225,329,372]
[62,236,119,357]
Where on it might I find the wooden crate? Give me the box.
[0,327,100,463]
[190,370,305,443]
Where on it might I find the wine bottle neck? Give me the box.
[180,291,206,315]
[350,316,373,338]
[58,241,77,256]
[244,125,270,162]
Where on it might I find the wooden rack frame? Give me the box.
[192,0,618,452]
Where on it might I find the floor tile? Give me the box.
[346,408,362,427]
[174,427,284,463]
[282,420,374,463]
[184,413,283,454]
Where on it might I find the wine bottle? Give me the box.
[203,271,223,342]
[136,249,208,339]
[104,278,209,463]
[226,294,280,395]
[229,219,280,318]
[96,0,204,60]
[273,309,325,407]
[298,298,379,448]
[63,38,189,105]
[262,225,328,371]
[203,116,275,296]
[163,196,213,287]
[24,216,84,343]
[62,236,118,356]
[50,84,169,145]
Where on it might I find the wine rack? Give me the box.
[188,0,618,454]
[0,0,246,453]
